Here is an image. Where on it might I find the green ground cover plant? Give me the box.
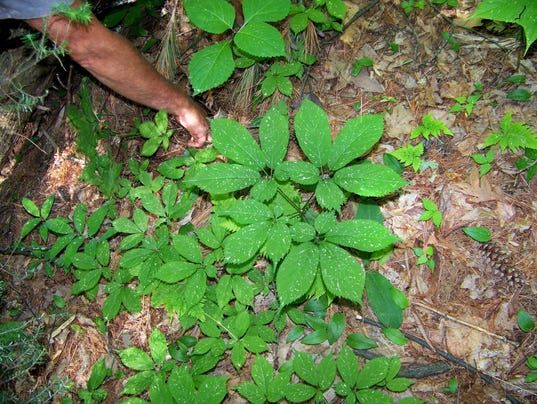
[184,0,346,97]
[5,0,537,402]
[13,97,421,402]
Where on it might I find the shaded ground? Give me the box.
[1,0,537,402]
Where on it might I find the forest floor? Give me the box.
[1,0,537,402]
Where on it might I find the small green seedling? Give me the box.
[462,226,491,243]
[472,149,495,176]
[52,1,92,24]
[401,0,426,13]
[261,62,302,98]
[351,57,373,76]
[443,377,459,394]
[450,82,482,116]
[77,358,112,403]
[413,245,435,272]
[440,31,459,51]
[390,143,424,172]
[138,109,174,156]
[388,41,399,52]
[419,198,442,228]
[411,113,453,140]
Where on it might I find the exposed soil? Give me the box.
[1,0,537,402]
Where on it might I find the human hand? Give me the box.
[176,100,211,148]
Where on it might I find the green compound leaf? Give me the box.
[507,88,532,102]
[327,313,346,345]
[243,335,269,353]
[260,106,289,169]
[275,161,320,185]
[184,270,207,309]
[113,217,142,234]
[118,347,154,371]
[326,219,399,253]
[355,388,393,403]
[334,163,407,197]
[318,354,337,390]
[337,345,358,388]
[187,163,260,194]
[285,383,317,402]
[390,142,424,172]
[121,370,154,396]
[87,358,111,391]
[183,0,235,33]
[365,271,404,329]
[355,356,389,389]
[149,328,168,366]
[383,328,408,345]
[295,99,332,167]
[411,113,453,140]
[236,382,265,404]
[223,221,270,264]
[196,375,228,403]
[158,157,185,180]
[141,137,162,157]
[212,118,265,170]
[46,218,73,235]
[72,204,86,234]
[139,193,165,217]
[327,0,347,19]
[472,0,537,54]
[290,12,309,33]
[293,351,318,386]
[315,178,346,211]
[277,242,319,305]
[347,333,378,350]
[319,242,364,303]
[41,194,56,219]
[329,114,384,171]
[172,234,203,264]
[154,261,198,283]
[235,22,287,58]
[483,111,537,152]
[20,218,41,240]
[250,178,278,202]
[87,205,110,237]
[265,222,292,263]
[218,199,273,225]
[21,197,40,217]
[231,343,247,371]
[189,41,235,95]
[386,377,414,392]
[462,226,491,243]
[251,355,273,396]
[243,0,291,23]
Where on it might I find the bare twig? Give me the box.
[413,300,518,346]
[360,316,524,404]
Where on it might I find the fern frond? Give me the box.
[483,111,537,152]
[390,143,424,171]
